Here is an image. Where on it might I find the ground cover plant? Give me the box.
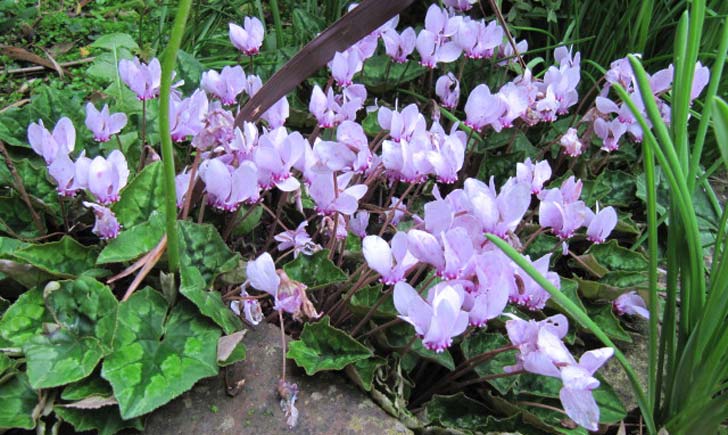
[0,0,727,433]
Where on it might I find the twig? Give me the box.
[122,236,168,301]
[0,140,44,234]
[278,309,287,381]
[0,57,94,75]
[482,0,527,70]
[180,151,201,220]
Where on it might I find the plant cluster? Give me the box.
[0,1,726,434]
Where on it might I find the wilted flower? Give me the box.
[83,201,121,240]
[85,103,127,142]
[230,287,264,325]
[229,17,264,56]
[559,127,583,157]
[274,221,320,258]
[277,380,299,428]
[613,291,649,319]
[435,73,460,109]
[118,57,161,101]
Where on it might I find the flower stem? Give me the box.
[158,0,193,274]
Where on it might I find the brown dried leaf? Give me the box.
[60,395,118,409]
[217,330,247,363]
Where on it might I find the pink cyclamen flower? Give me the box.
[586,205,617,243]
[261,96,289,129]
[308,171,367,216]
[169,89,209,142]
[85,103,127,142]
[394,281,469,352]
[557,347,614,431]
[274,221,320,258]
[613,291,649,319]
[435,73,460,109]
[381,27,417,63]
[328,50,362,87]
[456,18,503,59]
[443,0,477,11]
[230,287,264,325]
[85,150,129,205]
[83,201,121,240]
[48,151,88,197]
[509,253,560,311]
[118,57,161,101]
[362,233,418,285]
[463,177,532,237]
[199,158,259,211]
[349,210,370,238]
[505,314,570,376]
[175,169,191,209]
[229,17,264,56]
[463,252,512,326]
[516,158,552,195]
[201,65,246,105]
[559,127,583,157]
[27,117,75,164]
[464,84,506,131]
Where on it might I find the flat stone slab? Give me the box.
[143,322,412,435]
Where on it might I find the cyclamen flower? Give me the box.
[463,252,511,326]
[169,90,209,142]
[174,169,191,208]
[27,117,75,164]
[349,211,370,238]
[48,151,89,197]
[393,281,469,352]
[191,102,235,150]
[505,314,570,376]
[416,4,462,68]
[85,103,127,142]
[307,171,367,216]
[229,17,264,56]
[309,85,365,128]
[261,96,289,129]
[435,73,460,109]
[230,287,264,325]
[201,65,246,105]
[274,221,320,258]
[463,177,531,237]
[558,348,614,431]
[246,253,318,319]
[84,150,129,205]
[516,158,552,195]
[586,206,617,243]
[455,18,503,59]
[328,50,362,87]
[83,201,121,240]
[613,291,649,319]
[464,84,506,131]
[538,178,590,240]
[559,127,583,157]
[378,104,427,143]
[427,122,466,183]
[118,57,161,101]
[381,27,417,63]
[362,233,417,285]
[253,128,304,191]
[407,227,474,279]
[443,0,477,11]
[509,253,560,310]
[199,158,259,211]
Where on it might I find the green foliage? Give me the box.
[287,316,372,375]
[0,287,52,348]
[348,284,396,319]
[101,287,221,419]
[460,332,518,395]
[282,249,347,289]
[24,278,118,389]
[97,212,165,264]
[112,161,166,228]
[178,221,242,334]
[13,236,98,278]
[346,356,386,392]
[0,373,38,429]
[54,406,144,435]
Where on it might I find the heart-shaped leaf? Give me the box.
[0,373,38,430]
[24,277,118,389]
[13,236,97,278]
[287,316,372,375]
[178,221,242,334]
[112,161,166,228]
[0,287,51,348]
[283,249,347,289]
[54,406,143,435]
[97,212,165,264]
[460,332,518,395]
[101,287,220,419]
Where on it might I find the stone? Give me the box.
[143,322,412,435]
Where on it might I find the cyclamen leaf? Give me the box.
[361,56,426,92]
[589,305,633,343]
[54,406,144,435]
[345,356,386,392]
[13,236,97,278]
[424,393,496,431]
[0,353,13,376]
[90,33,139,51]
[62,376,114,401]
[178,221,242,334]
[112,161,165,228]
[25,277,118,389]
[460,332,518,395]
[97,212,165,264]
[348,284,396,319]
[0,373,38,430]
[586,240,648,272]
[283,249,347,289]
[101,287,220,419]
[287,316,372,375]
[0,195,44,238]
[0,287,52,348]
[384,322,455,370]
